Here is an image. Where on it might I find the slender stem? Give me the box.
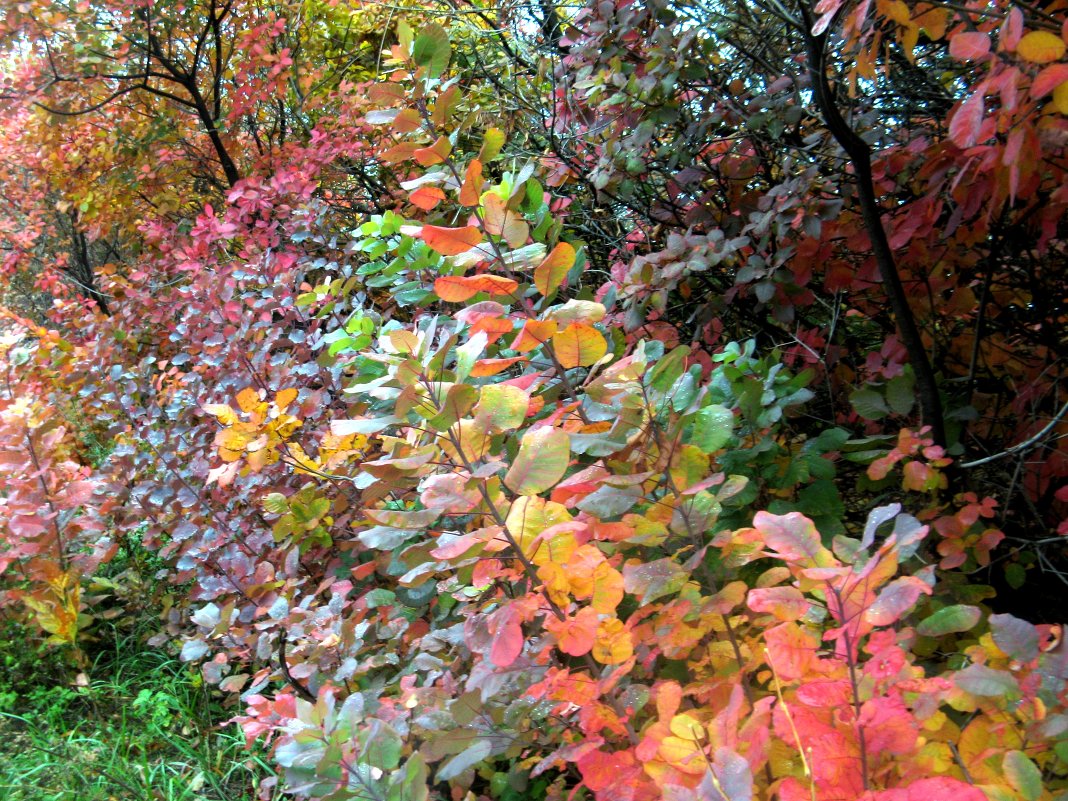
[795,1,946,449]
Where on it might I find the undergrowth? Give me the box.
[0,618,278,801]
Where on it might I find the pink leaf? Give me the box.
[1032,63,1068,98]
[949,92,984,149]
[488,604,524,667]
[864,576,932,626]
[949,32,990,61]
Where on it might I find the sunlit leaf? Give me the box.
[552,323,607,367]
[420,225,483,256]
[412,23,451,77]
[434,274,518,302]
[505,427,570,495]
[534,242,576,296]
[1017,30,1066,64]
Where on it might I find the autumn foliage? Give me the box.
[2,0,1068,800]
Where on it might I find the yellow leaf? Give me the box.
[203,403,238,426]
[668,712,704,741]
[592,616,633,664]
[505,496,575,565]
[1017,30,1066,64]
[479,128,506,162]
[658,736,706,774]
[552,323,607,368]
[537,562,571,606]
[1054,80,1068,114]
[591,562,624,614]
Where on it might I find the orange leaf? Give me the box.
[546,606,599,657]
[512,319,558,352]
[470,356,526,376]
[534,242,576,296]
[434,274,519,302]
[1017,30,1066,64]
[413,135,452,166]
[275,388,298,412]
[459,159,484,206]
[483,193,529,247]
[379,142,419,164]
[420,225,483,255]
[409,186,446,211]
[236,387,263,413]
[552,323,608,367]
[470,316,515,344]
[392,108,422,133]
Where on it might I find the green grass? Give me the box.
[0,622,280,801]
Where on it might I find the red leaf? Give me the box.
[545,606,599,656]
[754,511,834,567]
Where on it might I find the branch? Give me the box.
[278,630,317,703]
[960,400,1068,468]
[794,0,947,449]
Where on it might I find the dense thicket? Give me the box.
[2,1,1067,799]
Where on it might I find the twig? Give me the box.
[960,400,1068,468]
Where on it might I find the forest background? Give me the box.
[1,0,1068,799]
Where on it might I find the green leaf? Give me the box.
[262,493,289,515]
[436,739,492,781]
[915,604,982,637]
[622,558,689,604]
[504,427,570,495]
[412,24,451,78]
[1004,563,1027,590]
[850,387,889,420]
[648,345,690,392]
[691,404,734,453]
[885,372,916,415]
[426,384,478,432]
[1004,750,1042,801]
[362,720,403,770]
[363,589,396,608]
[475,385,529,432]
[390,755,428,801]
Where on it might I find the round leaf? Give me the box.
[691,404,734,453]
[504,427,570,495]
[412,24,451,77]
